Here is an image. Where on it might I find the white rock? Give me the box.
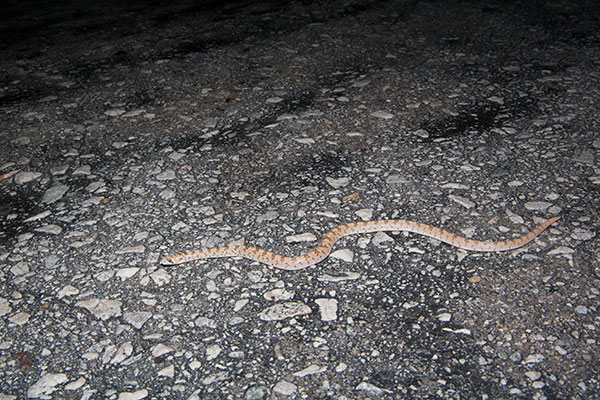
[293,364,326,377]
[326,177,350,188]
[524,201,553,211]
[285,233,317,243]
[525,371,541,380]
[35,224,62,235]
[258,302,311,321]
[273,380,296,395]
[115,245,145,254]
[57,285,79,298]
[330,249,353,262]
[206,344,222,361]
[117,389,148,400]
[9,311,30,325]
[266,96,284,103]
[386,174,408,184]
[437,312,452,322]
[64,377,86,390]
[14,171,42,184]
[317,271,360,282]
[75,298,122,321]
[152,344,174,358]
[73,165,91,175]
[233,299,249,312]
[523,353,545,364]
[0,297,11,317]
[42,183,69,204]
[123,312,152,329]
[27,373,68,398]
[263,288,294,301]
[574,305,588,315]
[195,316,217,328]
[356,381,393,394]
[110,342,133,364]
[315,298,338,321]
[116,267,140,280]
[24,210,52,222]
[156,170,176,181]
[355,208,373,220]
[370,110,394,119]
[149,269,171,286]
[449,194,475,209]
[10,261,28,276]
[105,109,126,117]
[158,365,175,378]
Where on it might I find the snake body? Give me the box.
[160,216,560,270]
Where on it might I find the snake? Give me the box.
[160,216,560,270]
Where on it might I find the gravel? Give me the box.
[1,0,599,399]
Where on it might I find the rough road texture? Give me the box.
[1,0,599,399]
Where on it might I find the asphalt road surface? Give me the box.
[1,0,599,399]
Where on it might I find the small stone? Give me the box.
[285,232,317,243]
[370,110,394,119]
[110,342,133,364]
[438,312,452,322]
[35,224,62,235]
[293,364,326,377]
[244,385,268,400]
[256,210,279,223]
[24,210,52,222]
[523,353,545,364]
[449,194,475,209]
[195,316,217,328]
[266,96,284,103]
[149,269,171,286]
[105,109,126,117]
[42,183,69,204]
[64,377,86,390]
[123,312,152,329]
[525,371,541,380]
[524,201,553,211]
[273,380,296,395]
[116,267,140,280]
[355,208,373,220]
[206,344,222,361]
[115,245,145,254]
[315,298,338,321]
[574,305,588,315]
[258,302,311,321]
[386,174,409,184]
[233,299,248,312]
[57,285,79,298]
[330,249,353,262]
[14,171,42,184]
[326,177,350,188]
[10,262,28,276]
[152,344,174,358]
[159,189,175,200]
[156,170,176,181]
[571,228,595,241]
[75,298,122,321]
[9,311,30,325]
[27,373,68,398]
[0,297,11,317]
[73,165,91,175]
[356,382,393,394]
[117,389,148,400]
[158,365,175,377]
[263,288,294,301]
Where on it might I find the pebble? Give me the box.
[370,110,394,119]
[355,208,373,220]
[27,373,68,398]
[266,96,284,103]
[149,269,171,286]
[273,380,296,395]
[24,210,52,222]
[123,312,152,329]
[330,249,353,262]
[152,344,174,358]
[325,177,350,188]
[35,224,62,235]
[263,288,294,301]
[42,183,69,204]
[64,377,86,390]
[72,165,91,175]
[355,382,393,394]
[14,171,42,184]
[293,364,326,377]
[115,245,145,254]
[315,298,338,321]
[158,365,175,377]
[206,344,222,361]
[195,316,217,328]
[317,271,360,282]
[448,194,475,209]
[571,228,595,241]
[523,354,545,364]
[0,298,11,317]
[117,389,148,400]
[9,311,30,325]
[156,170,176,181]
[574,305,588,315]
[437,312,452,322]
[258,302,311,321]
[524,201,552,211]
[286,233,317,243]
[75,298,122,320]
[244,385,268,400]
